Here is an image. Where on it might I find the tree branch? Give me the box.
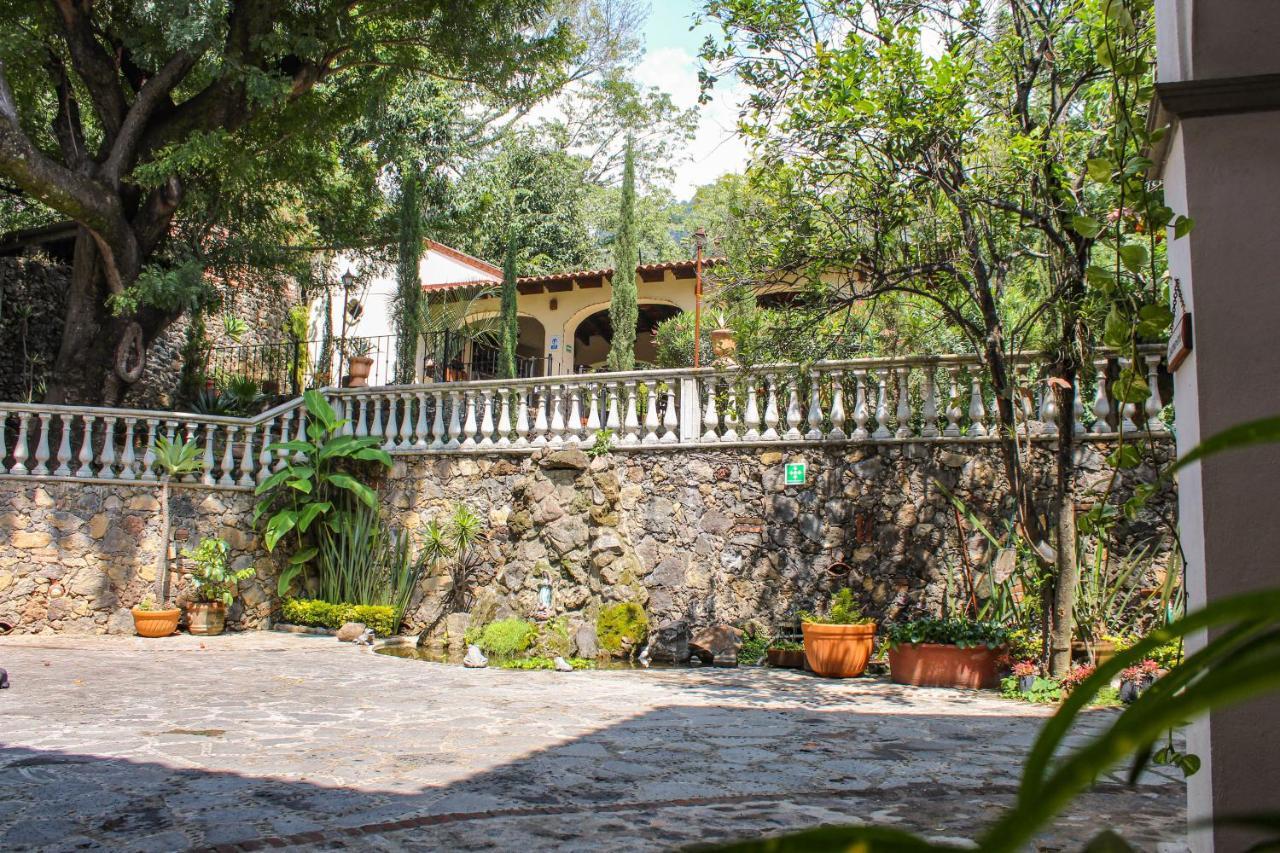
[51,0,127,144]
[102,49,201,183]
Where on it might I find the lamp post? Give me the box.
[693,228,707,368]
[339,269,355,383]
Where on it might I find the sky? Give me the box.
[636,0,750,199]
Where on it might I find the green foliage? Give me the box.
[417,503,492,637]
[254,390,392,597]
[494,657,594,670]
[181,538,255,606]
[739,628,770,665]
[222,315,249,343]
[531,617,574,659]
[499,217,520,380]
[477,618,538,659]
[800,588,874,626]
[607,138,639,372]
[767,639,804,652]
[596,601,648,656]
[280,599,398,637]
[393,168,426,385]
[1001,675,1063,705]
[315,497,424,630]
[884,618,1010,650]
[587,428,616,458]
[152,437,204,480]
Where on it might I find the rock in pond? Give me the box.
[336,622,367,642]
[463,644,489,668]
[690,624,743,667]
[648,620,692,663]
[553,656,574,672]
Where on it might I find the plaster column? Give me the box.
[1154,2,1280,848]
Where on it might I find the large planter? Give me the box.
[187,602,227,636]
[1072,639,1117,665]
[347,356,374,388]
[766,648,806,669]
[710,328,737,362]
[131,607,180,638]
[801,622,877,678]
[889,643,1005,689]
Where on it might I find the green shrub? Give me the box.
[1006,627,1043,661]
[596,602,648,656]
[478,618,537,658]
[463,624,483,646]
[281,598,398,636]
[494,657,594,670]
[739,627,770,664]
[884,617,1009,649]
[768,638,804,652]
[800,587,875,625]
[532,617,573,659]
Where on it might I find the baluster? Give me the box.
[73,415,94,478]
[851,370,870,440]
[97,416,118,478]
[336,397,353,436]
[369,396,384,448]
[479,389,496,448]
[606,382,621,433]
[355,396,369,437]
[827,371,847,441]
[967,370,987,437]
[430,390,446,449]
[920,367,940,438]
[661,382,679,444]
[1039,379,1059,436]
[515,388,531,447]
[564,386,582,446]
[1145,355,1166,432]
[761,373,780,441]
[0,412,8,474]
[895,368,912,439]
[549,385,566,447]
[743,377,762,441]
[784,375,803,441]
[274,412,291,471]
[446,391,463,449]
[12,413,31,475]
[381,396,398,451]
[1072,376,1087,436]
[1119,358,1139,434]
[238,426,257,487]
[415,392,430,447]
[31,413,52,476]
[944,366,963,437]
[872,372,891,439]
[139,419,158,481]
[292,407,308,462]
[496,391,512,448]
[701,376,720,442]
[53,414,74,476]
[219,425,238,487]
[257,418,275,484]
[462,391,480,449]
[622,381,641,445]
[119,417,140,481]
[586,384,602,435]
[805,370,825,441]
[643,380,661,444]
[398,393,414,447]
[531,385,549,448]
[1013,366,1032,427]
[201,423,217,486]
[722,381,740,442]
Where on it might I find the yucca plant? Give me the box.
[152,436,204,602]
[417,503,492,639]
[313,497,424,631]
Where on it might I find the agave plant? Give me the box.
[417,503,492,639]
[152,436,204,602]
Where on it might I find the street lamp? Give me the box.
[693,228,707,368]
[339,269,356,382]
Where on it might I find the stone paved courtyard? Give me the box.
[0,633,1186,851]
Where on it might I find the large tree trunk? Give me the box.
[1048,364,1080,676]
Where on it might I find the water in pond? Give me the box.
[374,645,703,670]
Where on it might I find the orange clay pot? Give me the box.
[888,643,1006,689]
[131,607,180,638]
[801,622,877,678]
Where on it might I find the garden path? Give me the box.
[0,633,1186,851]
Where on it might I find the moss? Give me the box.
[596,601,648,656]
[477,618,537,658]
[281,599,398,636]
[494,657,594,670]
[532,616,573,658]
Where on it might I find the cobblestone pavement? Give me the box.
[0,633,1186,852]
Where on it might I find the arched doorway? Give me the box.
[569,303,682,372]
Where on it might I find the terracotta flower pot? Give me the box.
[801,622,877,678]
[347,356,374,388]
[187,602,227,636]
[1072,639,1117,665]
[710,327,737,361]
[766,648,806,669]
[889,643,1006,689]
[131,607,180,638]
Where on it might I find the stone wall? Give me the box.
[0,438,1175,638]
[0,481,278,634]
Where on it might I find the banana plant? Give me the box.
[254,389,391,596]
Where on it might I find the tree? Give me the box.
[499,216,520,378]
[607,137,638,371]
[392,167,425,385]
[703,0,1175,674]
[0,0,575,404]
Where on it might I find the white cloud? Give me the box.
[634,46,750,200]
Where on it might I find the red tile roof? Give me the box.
[422,256,724,293]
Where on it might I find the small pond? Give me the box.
[374,645,706,671]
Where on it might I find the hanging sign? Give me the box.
[1167,278,1193,372]
[784,461,807,486]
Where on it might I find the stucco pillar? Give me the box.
[1155,2,1280,848]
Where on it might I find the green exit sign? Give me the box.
[784,461,807,486]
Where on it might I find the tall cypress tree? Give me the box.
[607,138,639,372]
[393,167,425,384]
[499,215,520,379]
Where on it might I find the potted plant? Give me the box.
[765,638,806,669]
[347,338,374,387]
[1059,663,1096,696]
[710,311,737,364]
[131,594,181,638]
[181,537,256,636]
[800,588,877,678]
[1118,659,1161,703]
[1011,660,1039,693]
[885,618,1010,689]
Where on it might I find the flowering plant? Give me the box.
[1060,664,1096,691]
[1012,660,1039,678]
[1120,659,1161,683]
